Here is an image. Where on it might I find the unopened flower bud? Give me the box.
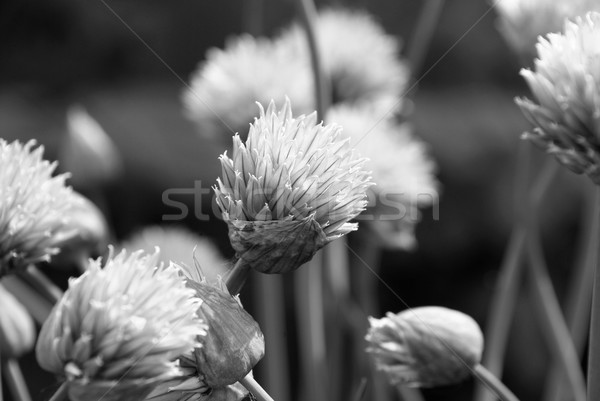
[0,284,36,358]
[183,273,264,388]
[60,105,123,188]
[366,306,484,388]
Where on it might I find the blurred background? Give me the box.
[0,0,589,400]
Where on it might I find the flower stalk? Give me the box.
[3,359,32,401]
[240,374,275,401]
[473,364,520,401]
[588,186,600,401]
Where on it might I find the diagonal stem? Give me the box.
[3,359,32,401]
[473,364,520,401]
[526,233,586,401]
[475,155,557,401]
[543,182,598,401]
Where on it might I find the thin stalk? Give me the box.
[294,0,330,119]
[294,255,328,401]
[350,234,394,401]
[587,186,600,401]
[475,154,557,401]
[473,364,520,401]
[324,238,349,401]
[252,274,290,401]
[240,374,275,401]
[48,382,68,401]
[351,378,368,401]
[544,182,598,401]
[3,359,32,401]
[526,234,586,401]
[18,265,63,304]
[224,258,251,296]
[406,0,446,76]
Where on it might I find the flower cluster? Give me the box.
[183,9,409,141]
[214,99,373,273]
[516,12,600,184]
[0,139,81,277]
[36,249,206,401]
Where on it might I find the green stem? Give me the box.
[406,0,446,76]
[48,382,68,401]
[252,274,290,401]
[543,182,598,401]
[3,359,32,401]
[588,186,600,401]
[240,375,275,401]
[475,155,556,401]
[526,234,586,401]
[224,258,251,296]
[294,254,328,401]
[294,0,330,119]
[473,364,520,401]
[18,265,63,304]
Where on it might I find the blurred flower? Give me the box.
[146,267,264,400]
[327,102,438,250]
[49,192,109,271]
[36,248,206,401]
[122,225,229,283]
[280,8,409,106]
[183,34,313,140]
[365,306,483,388]
[0,283,36,358]
[0,139,81,277]
[495,0,600,59]
[516,12,600,184]
[60,105,123,188]
[214,99,373,274]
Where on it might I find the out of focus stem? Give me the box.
[475,154,557,401]
[406,0,445,76]
[48,382,68,401]
[294,0,329,119]
[587,186,600,401]
[224,258,251,296]
[3,359,32,401]
[473,364,520,401]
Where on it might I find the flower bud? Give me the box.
[60,105,123,188]
[0,284,36,358]
[366,306,484,388]
[184,275,264,388]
